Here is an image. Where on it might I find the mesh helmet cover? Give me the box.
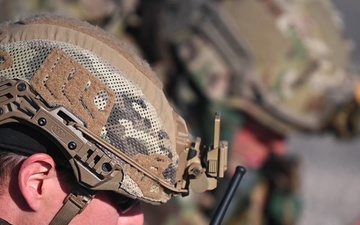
[0,14,181,204]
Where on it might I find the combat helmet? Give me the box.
[163,0,360,137]
[0,14,228,224]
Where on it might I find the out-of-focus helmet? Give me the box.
[163,0,359,137]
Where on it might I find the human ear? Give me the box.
[18,153,57,211]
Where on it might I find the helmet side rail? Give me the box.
[0,79,228,196]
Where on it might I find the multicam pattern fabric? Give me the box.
[168,0,355,136]
[0,16,178,204]
[177,35,231,102]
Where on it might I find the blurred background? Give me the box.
[1,1,360,225]
[333,1,360,66]
[292,1,360,225]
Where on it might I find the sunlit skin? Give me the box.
[0,154,144,225]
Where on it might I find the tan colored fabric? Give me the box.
[31,48,115,134]
[0,51,13,70]
[0,14,177,160]
[0,14,187,204]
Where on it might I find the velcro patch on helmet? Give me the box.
[123,153,172,202]
[0,51,13,70]
[31,48,116,134]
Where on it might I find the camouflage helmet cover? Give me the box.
[0,14,189,204]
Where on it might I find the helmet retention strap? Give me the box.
[49,186,95,225]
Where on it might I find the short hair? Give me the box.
[0,151,26,194]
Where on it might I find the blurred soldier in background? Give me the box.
[2,0,360,225]
[127,0,360,225]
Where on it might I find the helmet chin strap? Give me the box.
[49,186,95,225]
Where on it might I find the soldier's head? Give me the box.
[0,14,226,225]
